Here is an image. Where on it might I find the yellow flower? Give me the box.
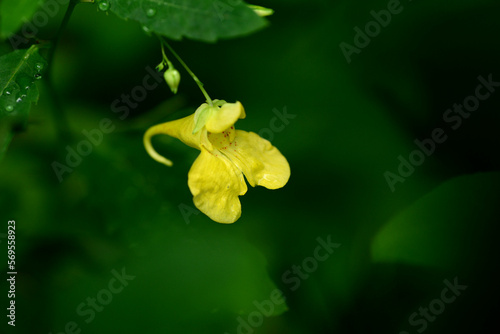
[143,100,290,224]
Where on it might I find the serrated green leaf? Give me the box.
[0,45,47,157]
[108,0,268,42]
[0,0,44,39]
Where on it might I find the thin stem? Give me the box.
[47,0,78,69]
[160,44,173,68]
[159,37,213,105]
[45,0,81,142]
[45,79,72,142]
[0,132,14,161]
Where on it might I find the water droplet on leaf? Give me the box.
[146,8,157,17]
[5,105,14,112]
[17,75,33,93]
[35,62,44,72]
[34,73,42,80]
[2,83,20,97]
[142,25,152,34]
[16,97,23,103]
[98,1,110,11]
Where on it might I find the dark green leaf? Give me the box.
[108,0,267,42]
[371,172,500,269]
[0,45,47,156]
[0,0,43,39]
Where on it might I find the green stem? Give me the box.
[159,37,213,105]
[45,79,72,142]
[47,0,78,69]
[0,130,14,161]
[160,44,174,68]
[45,0,80,142]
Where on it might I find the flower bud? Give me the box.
[164,68,181,94]
[156,62,165,72]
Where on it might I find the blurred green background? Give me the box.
[1,0,500,333]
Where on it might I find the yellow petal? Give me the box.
[143,114,201,166]
[205,101,245,134]
[188,149,247,224]
[199,128,214,152]
[221,131,290,189]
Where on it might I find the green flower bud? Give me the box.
[164,68,181,94]
[155,62,165,72]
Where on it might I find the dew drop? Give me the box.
[34,73,42,80]
[35,62,44,72]
[142,25,152,34]
[98,1,110,11]
[2,83,20,98]
[146,8,157,17]
[5,105,14,112]
[17,75,33,93]
[16,97,23,103]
